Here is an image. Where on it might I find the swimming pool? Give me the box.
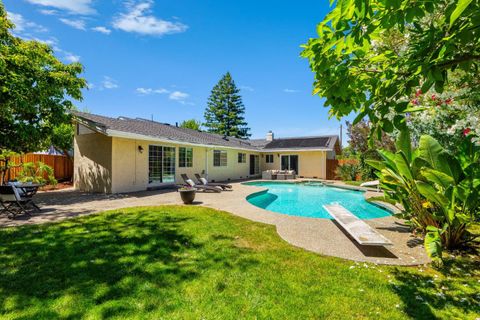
[244,181,390,220]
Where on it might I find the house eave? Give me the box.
[106,129,261,152]
[260,148,333,152]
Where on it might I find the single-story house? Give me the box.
[73,112,341,193]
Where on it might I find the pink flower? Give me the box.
[463,128,471,136]
[415,89,422,97]
[445,98,453,105]
[411,99,419,105]
[431,94,436,100]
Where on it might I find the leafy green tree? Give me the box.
[0,3,86,154]
[204,72,250,138]
[179,119,202,131]
[346,120,395,180]
[302,0,480,135]
[49,123,74,159]
[405,72,480,151]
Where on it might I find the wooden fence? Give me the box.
[326,159,339,180]
[4,154,73,182]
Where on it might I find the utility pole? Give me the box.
[340,124,343,146]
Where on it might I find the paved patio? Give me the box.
[0,181,430,265]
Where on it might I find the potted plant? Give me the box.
[178,186,196,204]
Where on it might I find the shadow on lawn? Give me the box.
[0,209,259,318]
[392,255,480,319]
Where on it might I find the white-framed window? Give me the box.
[179,147,193,167]
[238,153,246,163]
[266,154,274,163]
[213,150,227,167]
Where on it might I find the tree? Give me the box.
[346,120,395,155]
[179,119,202,131]
[345,119,395,180]
[301,0,480,135]
[49,123,74,159]
[204,72,250,138]
[0,3,86,154]
[405,71,480,151]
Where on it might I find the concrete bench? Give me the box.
[323,204,392,246]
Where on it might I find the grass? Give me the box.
[0,206,478,319]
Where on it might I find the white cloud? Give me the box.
[29,36,79,64]
[92,26,111,35]
[39,9,58,15]
[25,0,95,15]
[64,53,80,63]
[240,85,254,92]
[113,0,188,36]
[284,88,299,93]
[169,91,189,101]
[136,87,169,95]
[7,11,48,33]
[59,18,86,30]
[33,36,58,46]
[102,76,119,89]
[154,88,170,94]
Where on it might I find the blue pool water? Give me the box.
[244,181,390,220]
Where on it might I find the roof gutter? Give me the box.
[261,148,333,152]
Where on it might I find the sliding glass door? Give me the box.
[280,155,299,174]
[149,145,176,184]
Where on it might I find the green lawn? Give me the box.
[0,206,478,319]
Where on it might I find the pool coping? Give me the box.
[237,180,429,266]
[243,180,401,216]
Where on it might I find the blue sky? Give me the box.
[4,0,353,141]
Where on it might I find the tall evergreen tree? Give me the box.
[204,72,250,138]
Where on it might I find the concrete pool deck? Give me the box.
[0,180,430,266]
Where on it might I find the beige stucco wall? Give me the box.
[74,131,113,193]
[75,132,328,193]
[260,151,327,179]
[108,137,261,192]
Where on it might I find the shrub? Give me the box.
[367,131,480,262]
[17,161,57,187]
[335,159,361,181]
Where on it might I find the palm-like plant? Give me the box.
[18,161,57,186]
[367,131,479,261]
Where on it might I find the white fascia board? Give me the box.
[260,148,332,152]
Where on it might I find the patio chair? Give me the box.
[180,174,221,193]
[0,185,34,219]
[285,170,296,180]
[194,174,232,190]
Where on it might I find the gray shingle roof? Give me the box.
[74,111,259,150]
[74,112,338,151]
[263,136,338,150]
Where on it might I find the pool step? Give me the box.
[323,204,393,246]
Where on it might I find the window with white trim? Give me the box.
[238,153,246,163]
[266,154,274,163]
[179,147,193,167]
[213,150,227,167]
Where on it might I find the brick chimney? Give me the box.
[266,131,274,141]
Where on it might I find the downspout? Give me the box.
[205,147,209,181]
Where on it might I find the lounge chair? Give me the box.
[180,174,221,193]
[194,174,232,190]
[0,185,34,219]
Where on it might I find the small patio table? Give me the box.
[15,183,43,212]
